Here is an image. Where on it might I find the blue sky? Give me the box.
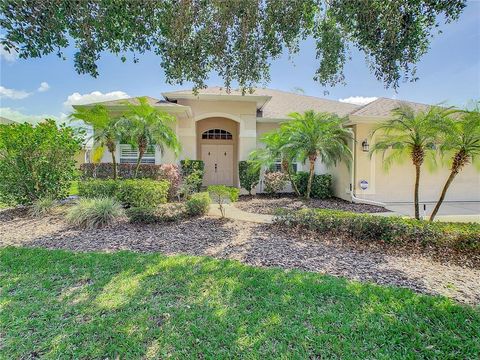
[1,1,479,123]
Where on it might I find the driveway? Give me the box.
[385,201,480,222]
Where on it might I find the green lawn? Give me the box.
[1,247,479,359]
[69,180,79,196]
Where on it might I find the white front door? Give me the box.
[201,144,234,186]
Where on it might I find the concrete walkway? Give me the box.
[385,202,480,223]
[208,203,273,223]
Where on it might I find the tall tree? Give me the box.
[70,105,122,179]
[120,97,180,177]
[282,111,352,199]
[249,128,301,196]
[0,1,465,91]
[370,105,452,219]
[430,104,480,221]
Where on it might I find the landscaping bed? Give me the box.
[1,207,479,305]
[235,194,389,214]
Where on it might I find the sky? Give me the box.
[0,1,479,124]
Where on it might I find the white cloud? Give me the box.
[0,107,58,124]
[339,96,378,106]
[63,90,130,110]
[38,82,50,92]
[0,47,17,62]
[0,86,31,100]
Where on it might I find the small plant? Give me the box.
[264,171,287,194]
[208,185,239,218]
[186,192,211,216]
[66,197,124,229]
[239,160,260,195]
[117,179,170,208]
[178,170,204,199]
[29,197,56,217]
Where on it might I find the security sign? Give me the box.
[359,180,368,190]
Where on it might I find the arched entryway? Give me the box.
[196,117,239,186]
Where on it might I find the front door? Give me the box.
[201,144,234,186]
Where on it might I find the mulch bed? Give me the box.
[235,194,389,215]
[0,207,478,305]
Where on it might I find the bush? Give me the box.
[186,192,211,216]
[29,197,56,217]
[0,120,83,205]
[239,161,260,195]
[159,164,181,200]
[180,160,205,192]
[264,171,287,194]
[126,203,187,223]
[117,179,170,208]
[208,185,239,217]
[180,159,205,177]
[78,179,119,198]
[274,208,480,254]
[293,172,333,199]
[178,170,204,198]
[66,197,124,229]
[126,206,157,224]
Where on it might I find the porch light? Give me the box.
[361,139,369,152]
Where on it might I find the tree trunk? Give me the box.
[134,136,148,178]
[282,158,300,196]
[414,164,421,220]
[306,155,316,199]
[430,150,468,221]
[107,141,118,180]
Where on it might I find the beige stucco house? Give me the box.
[76,87,480,205]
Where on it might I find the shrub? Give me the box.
[239,161,260,195]
[78,179,119,198]
[159,164,181,200]
[264,171,287,194]
[208,185,239,218]
[117,179,170,208]
[186,192,211,216]
[180,159,205,177]
[66,197,124,229]
[155,203,186,222]
[0,120,83,205]
[180,160,205,192]
[274,208,480,255]
[29,197,56,217]
[293,172,333,199]
[126,206,157,224]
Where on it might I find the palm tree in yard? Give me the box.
[70,105,122,179]
[121,97,181,177]
[370,105,454,220]
[282,110,353,199]
[249,128,301,196]
[430,104,480,221]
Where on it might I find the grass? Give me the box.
[69,180,79,196]
[1,247,479,359]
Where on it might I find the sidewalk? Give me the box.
[208,203,273,223]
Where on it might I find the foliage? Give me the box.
[180,160,205,193]
[180,159,205,177]
[29,197,56,218]
[264,172,288,194]
[177,171,203,199]
[117,179,170,208]
[370,105,455,219]
[155,203,187,222]
[157,164,181,200]
[274,208,480,256]
[207,185,239,218]
[78,179,119,199]
[70,104,123,179]
[238,161,260,195]
[2,247,480,359]
[66,197,124,229]
[282,111,352,199]
[0,120,82,205]
[293,172,333,199]
[125,206,158,224]
[430,103,480,221]
[118,97,181,177]
[186,192,211,216]
[0,2,466,90]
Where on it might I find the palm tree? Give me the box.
[120,97,181,177]
[370,105,453,219]
[249,128,301,196]
[70,105,122,179]
[282,110,353,199]
[430,104,480,221]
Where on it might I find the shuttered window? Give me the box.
[119,144,156,164]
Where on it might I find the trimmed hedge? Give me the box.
[293,172,333,199]
[117,179,170,208]
[186,192,211,216]
[78,179,119,198]
[239,161,260,195]
[274,208,480,255]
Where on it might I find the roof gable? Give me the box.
[350,97,430,118]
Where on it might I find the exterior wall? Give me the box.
[354,123,480,203]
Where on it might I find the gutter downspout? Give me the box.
[347,128,386,207]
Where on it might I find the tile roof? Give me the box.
[165,87,360,118]
[350,97,430,117]
[76,96,187,108]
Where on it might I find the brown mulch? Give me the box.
[0,207,479,305]
[235,195,389,215]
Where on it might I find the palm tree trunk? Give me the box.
[306,155,316,199]
[134,147,145,178]
[111,150,118,180]
[414,164,420,220]
[282,158,300,196]
[429,171,457,222]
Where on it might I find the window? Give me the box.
[201,129,233,140]
[119,144,155,164]
[273,160,298,173]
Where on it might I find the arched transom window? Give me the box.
[201,128,233,140]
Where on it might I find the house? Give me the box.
[0,116,16,125]
[75,87,480,204]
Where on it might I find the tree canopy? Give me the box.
[0,0,466,91]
